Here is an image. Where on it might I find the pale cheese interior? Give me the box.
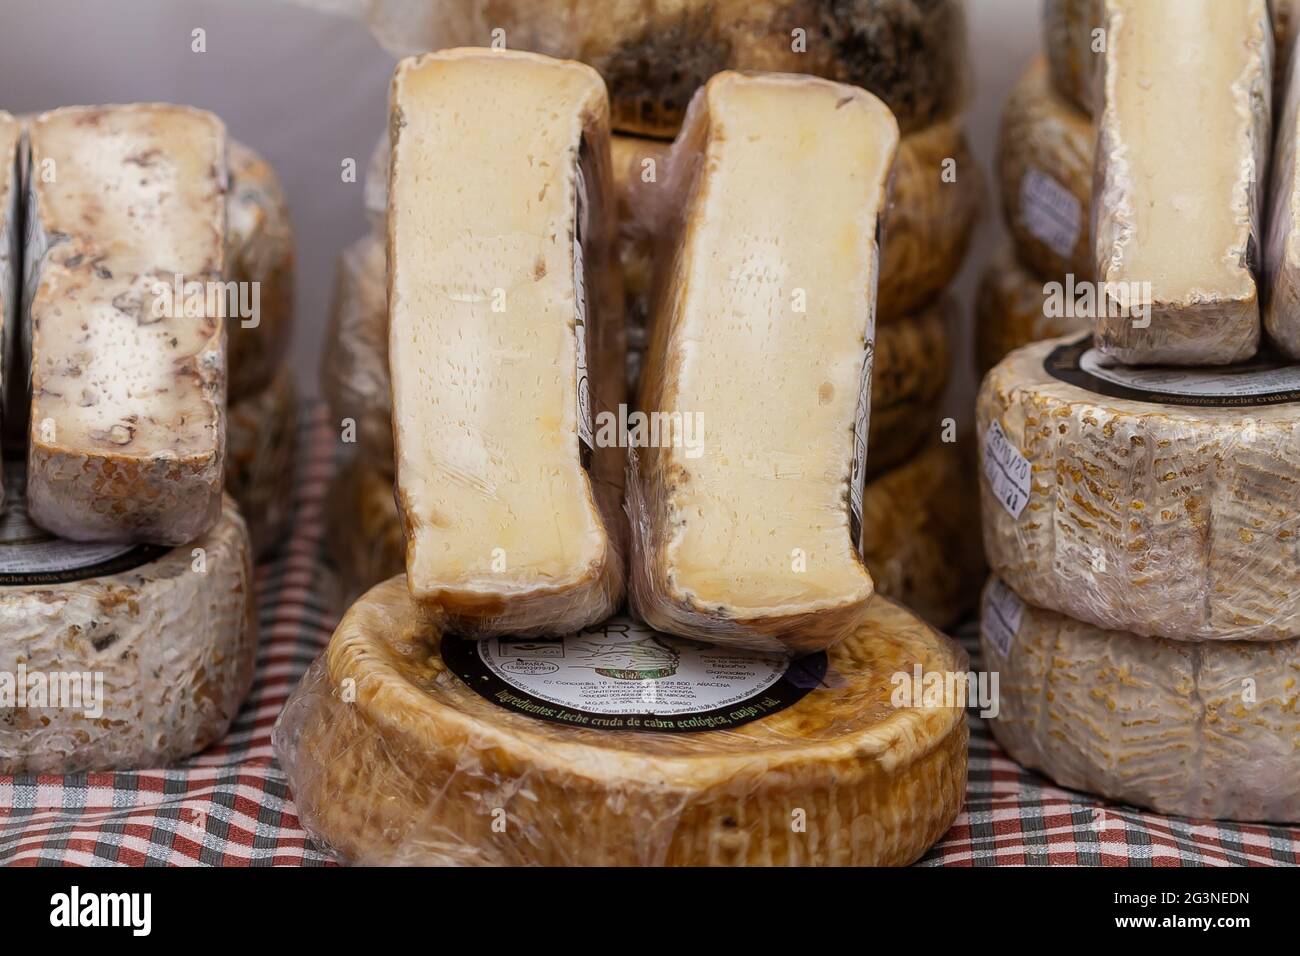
[28,106,225,455]
[653,75,893,613]
[389,52,607,593]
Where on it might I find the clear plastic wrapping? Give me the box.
[225,370,298,559]
[981,577,1300,823]
[298,0,969,138]
[978,337,1300,642]
[974,244,1089,377]
[273,576,968,866]
[227,138,295,402]
[997,58,1094,282]
[325,453,404,606]
[0,497,257,773]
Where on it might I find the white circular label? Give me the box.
[1078,347,1300,397]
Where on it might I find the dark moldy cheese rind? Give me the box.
[273,575,968,866]
[24,104,229,545]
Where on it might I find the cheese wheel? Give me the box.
[978,337,1300,642]
[0,113,18,482]
[974,245,1089,377]
[0,494,256,773]
[321,232,950,479]
[1042,0,1098,114]
[227,139,294,402]
[997,59,1093,282]
[273,575,968,866]
[226,370,297,560]
[326,439,979,631]
[981,577,1300,823]
[611,120,982,330]
[345,0,968,138]
[1265,19,1300,361]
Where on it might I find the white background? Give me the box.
[0,0,1040,413]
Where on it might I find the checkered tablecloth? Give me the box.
[2,403,1297,866]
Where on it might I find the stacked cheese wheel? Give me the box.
[292,44,980,866]
[0,107,293,771]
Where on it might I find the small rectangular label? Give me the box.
[983,420,1031,519]
[983,578,1024,659]
[1020,168,1081,261]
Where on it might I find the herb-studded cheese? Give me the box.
[1092,0,1272,365]
[388,50,625,637]
[25,105,228,545]
[981,577,1300,823]
[978,337,1300,642]
[629,71,896,653]
[274,575,968,866]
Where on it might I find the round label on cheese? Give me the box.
[1044,336,1300,407]
[0,470,164,584]
[443,617,828,733]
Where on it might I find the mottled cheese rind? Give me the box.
[225,370,297,560]
[348,0,968,138]
[1265,26,1300,360]
[629,71,897,653]
[998,58,1094,282]
[25,105,228,545]
[1042,0,1100,114]
[866,298,951,479]
[978,338,1300,642]
[0,114,18,504]
[1092,0,1271,365]
[0,499,256,773]
[227,139,294,401]
[974,245,1089,377]
[388,50,625,637]
[273,575,968,866]
[981,578,1300,823]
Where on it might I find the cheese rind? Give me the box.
[1092,0,1271,365]
[998,58,1094,282]
[347,0,967,138]
[866,298,950,478]
[25,105,228,545]
[629,71,897,653]
[0,113,18,503]
[1042,0,1099,114]
[1265,26,1300,360]
[325,455,404,606]
[227,139,294,401]
[225,370,297,560]
[978,338,1300,642]
[0,498,256,773]
[388,50,625,637]
[274,575,968,866]
[981,578,1300,823]
[974,245,1089,377]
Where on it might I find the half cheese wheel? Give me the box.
[981,577,1300,823]
[974,245,1088,377]
[997,58,1093,282]
[978,337,1300,642]
[274,575,968,866]
[0,493,256,773]
[226,370,297,560]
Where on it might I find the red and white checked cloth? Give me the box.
[2,404,1297,866]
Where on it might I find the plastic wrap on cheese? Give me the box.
[227,139,295,402]
[1092,0,1270,366]
[978,337,1300,642]
[0,496,256,773]
[325,454,404,606]
[974,245,1089,377]
[293,0,969,138]
[388,50,626,638]
[225,370,298,560]
[273,576,968,866]
[628,72,895,653]
[1265,24,1300,361]
[997,58,1094,283]
[981,578,1300,823]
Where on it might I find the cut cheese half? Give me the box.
[226,370,297,560]
[388,49,625,637]
[0,490,256,773]
[981,577,1300,823]
[974,245,1089,377]
[341,0,967,138]
[978,337,1300,642]
[1265,25,1300,360]
[630,71,896,653]
[1092,0,1271,365]
[227,139,294,401]
[0,113,18,501]
[273,575,968,866]
[25,105,228,545]
[998,58,1094,283]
